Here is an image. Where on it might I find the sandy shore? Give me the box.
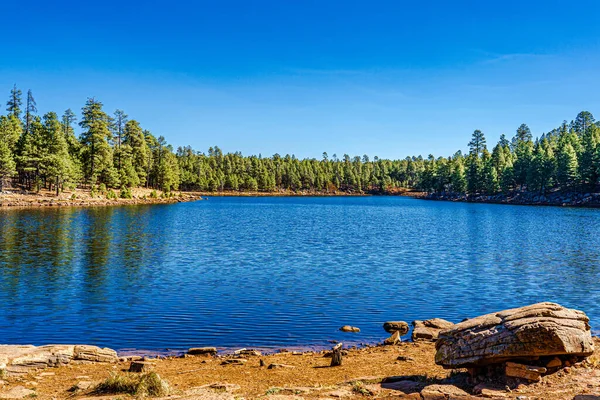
[1,338,598,399]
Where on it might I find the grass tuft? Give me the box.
[351,381,374,396]
[93,371,170,397]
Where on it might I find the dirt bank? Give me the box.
[2,339,598,399]
[0,188,202,209]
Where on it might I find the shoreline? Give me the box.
[0,188,203,209]
[418,191,600,209]
[0,188,427,209]
[1,337,598,399]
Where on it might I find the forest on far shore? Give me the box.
[0,85,599,196]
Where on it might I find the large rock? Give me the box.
[73,345,118,363]
[435,302,594,368]
[412,318,454,342]
[0,344,118,376]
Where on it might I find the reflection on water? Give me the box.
[0,197,599,352]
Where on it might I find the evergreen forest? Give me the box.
[1,85,599,196]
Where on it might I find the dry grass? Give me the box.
[93,371,170,397]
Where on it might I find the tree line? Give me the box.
[0,85,599,196]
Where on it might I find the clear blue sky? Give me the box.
[2,0,600,159]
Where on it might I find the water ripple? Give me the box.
[0,197,599,352]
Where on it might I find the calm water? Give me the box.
[1,196,599,353]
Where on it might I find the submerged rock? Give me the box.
[435,302,594,369]
[339,325,360,333]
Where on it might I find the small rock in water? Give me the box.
[383,321,409,334]
[339,325,360,333]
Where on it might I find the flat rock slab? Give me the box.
[412,318,454,342]
[435,302,595,368]
[0,344,118,375]
[505,361,547,382]
[420,384,475,400]
[188,347,218,355]
[0,386,36,399]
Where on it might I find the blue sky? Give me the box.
[2,0,600,159]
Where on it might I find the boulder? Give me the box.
[0,344,118,376]
[435,302,594,369]
[383,321,409,334]
[412,318,454,342]
[73,345,118,363]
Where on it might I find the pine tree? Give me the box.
[579,124,599,189]
[573,111,595,136]
[512,123,534,190]
[16,116,44,190]
[6,84,22,118]
[122,120,149,185]
[79,98,117,187]
[467,130,486,193]
[482,150,499,194]
[112,109,128,170]
[41,112,74,195]
[0,140,16,191]
[0,115,23,152]
[24,89,37,135]
[556,142,579,188]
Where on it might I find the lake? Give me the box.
[0,196,599,353]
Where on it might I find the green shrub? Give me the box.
[150,190,158,199]
[120,187,132,199]
[98,183,107,194]
[106,190,117,199]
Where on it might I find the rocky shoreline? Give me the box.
[1,302,598,399]
[423,190,600,208]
